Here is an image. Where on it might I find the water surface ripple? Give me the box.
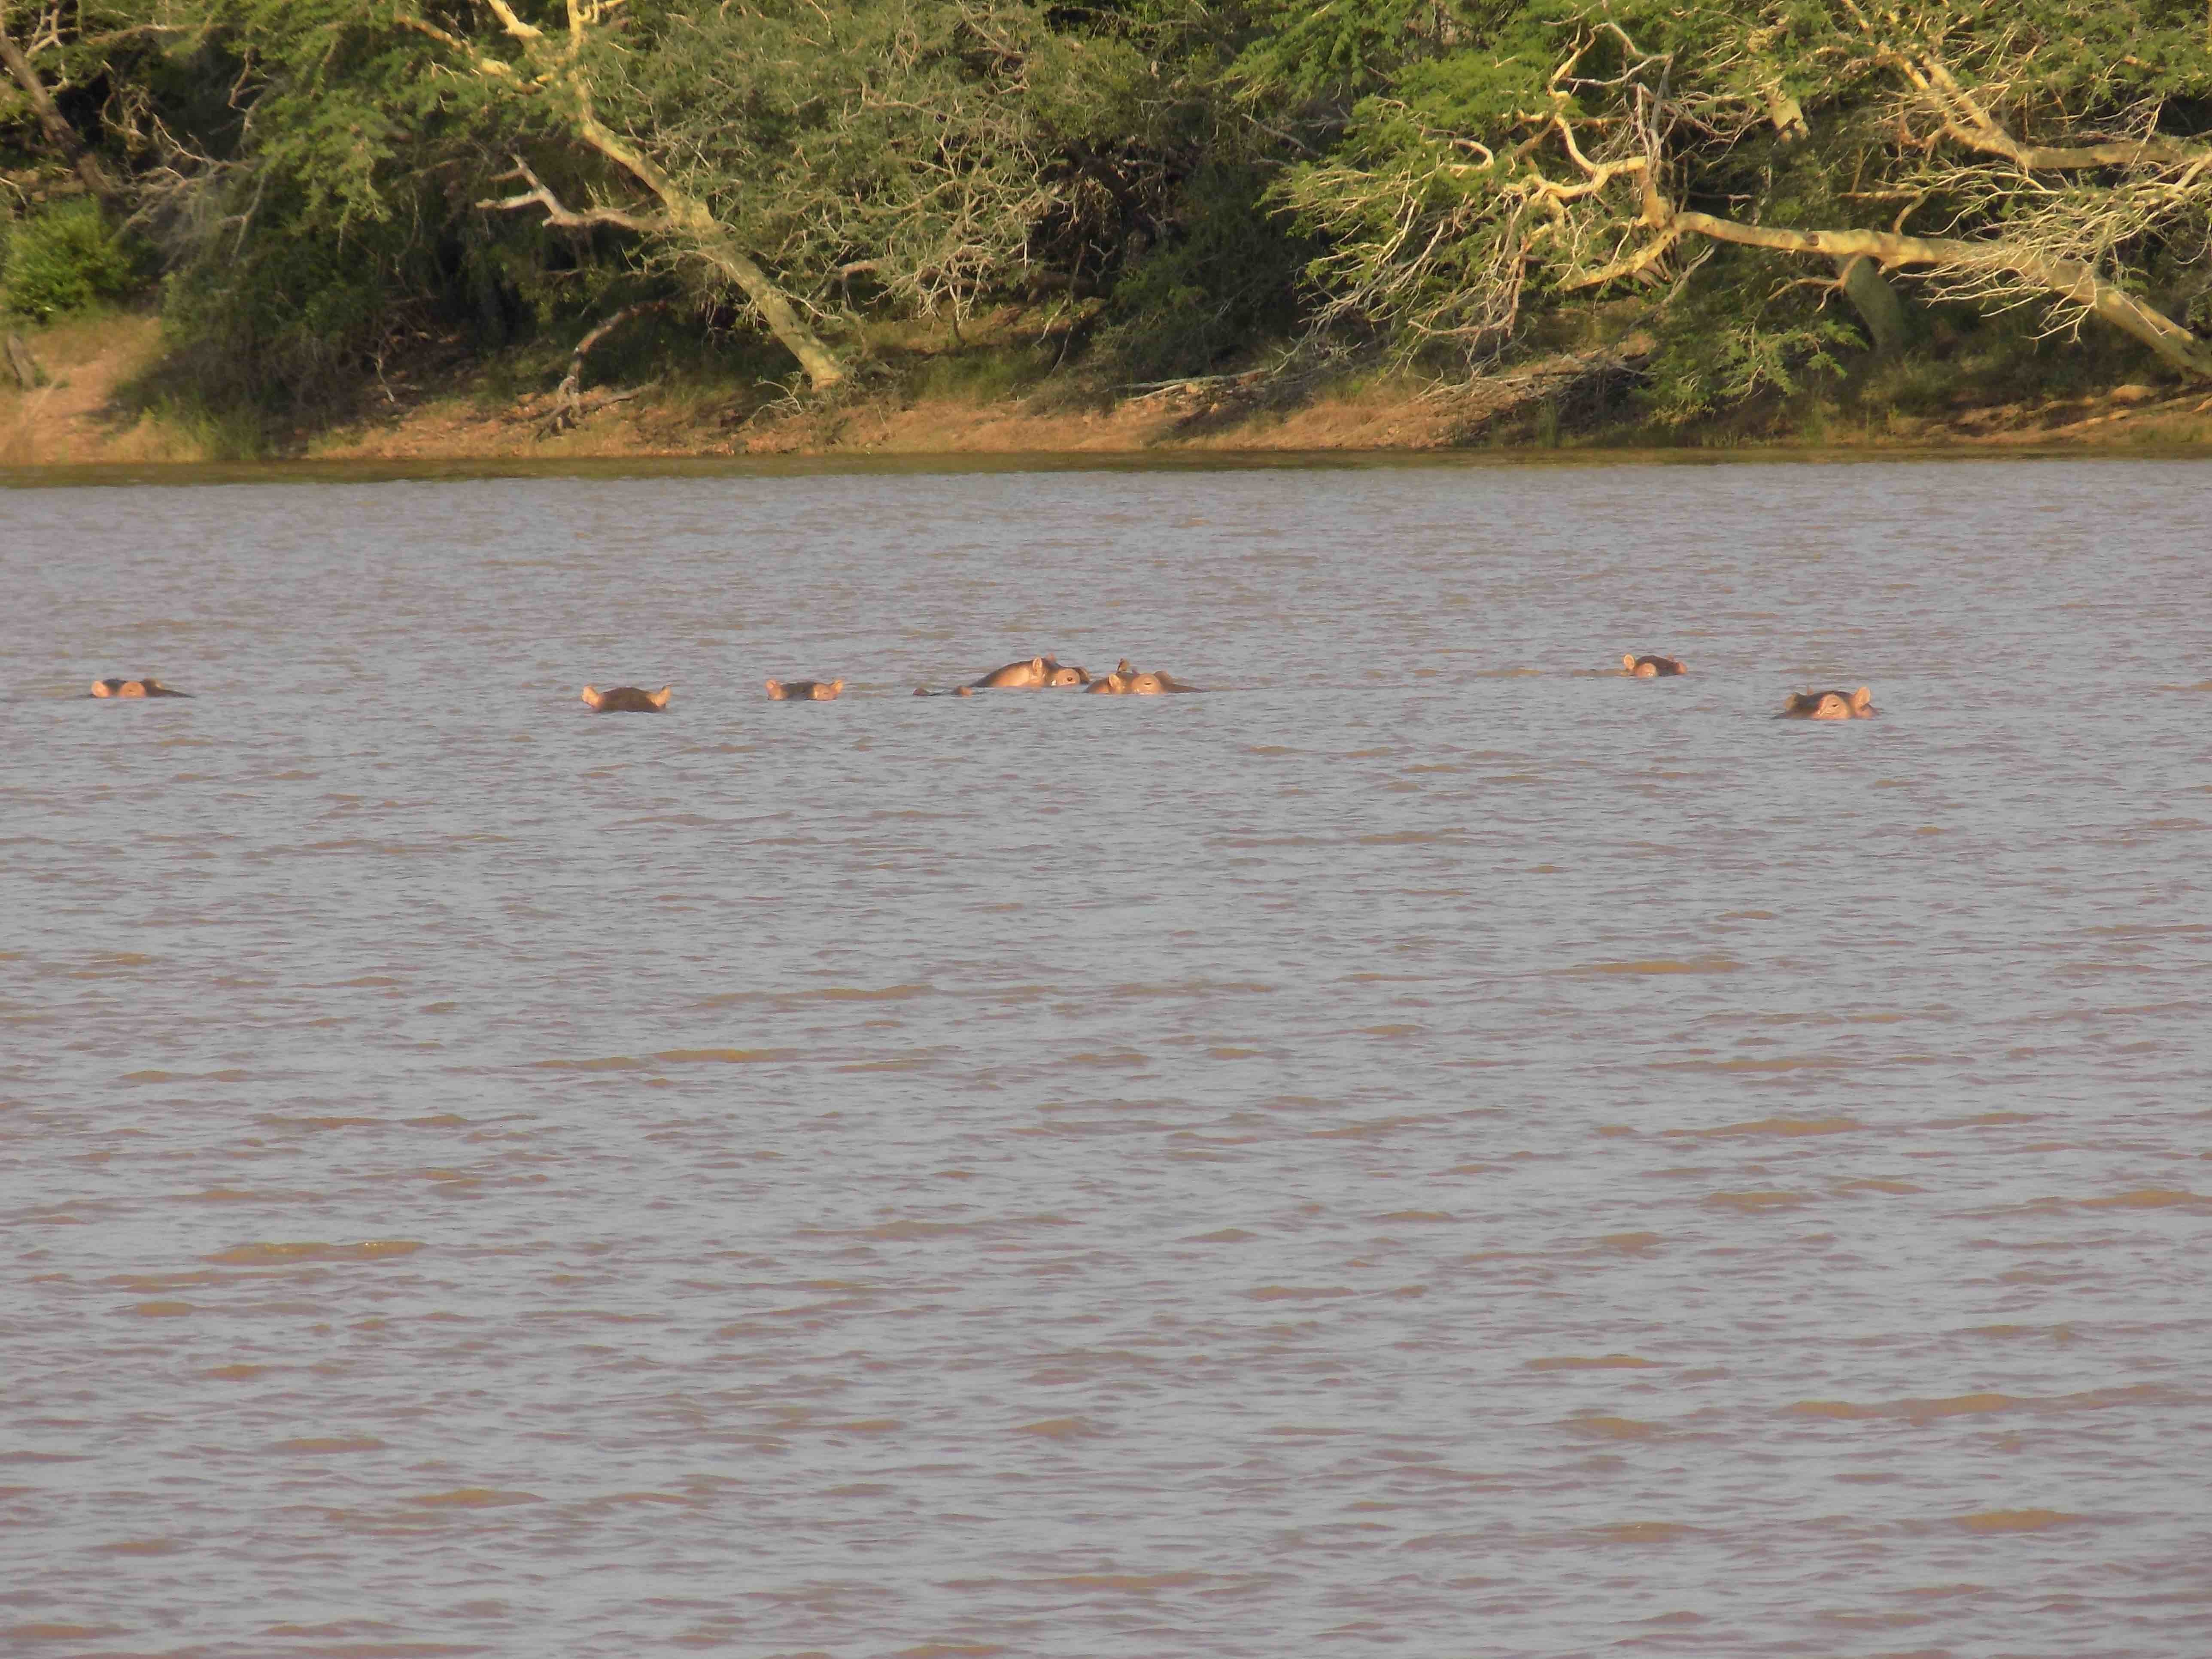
[4,457,2210,1656]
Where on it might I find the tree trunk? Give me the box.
[6,330,44,389]
[1665,209,2212,381]
[1834,255,1914,357]
[574,112,847,390]
[0,10,124,210]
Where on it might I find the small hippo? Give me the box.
[1779,686,1875,720]
[1622,653,1688,678]
[90,678,191,699]
[581,684,672,712]
[765,678,844,701]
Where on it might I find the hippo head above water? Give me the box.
[1780,686,1875,720]
[765,678,845,701]
[90,677,191,699]
[1623,653,1688,678]
[581,684,673,712]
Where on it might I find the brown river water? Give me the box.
[4,455,2210,1657]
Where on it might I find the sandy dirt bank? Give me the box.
[7,312,2212,471]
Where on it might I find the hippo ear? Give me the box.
[1851,686,1872,711]
[829,679,844,694]
[1623,654,1638,670]
[1030,657,1045,672]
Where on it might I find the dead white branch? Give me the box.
[1660,206,2212,380]
[476,158,668,233]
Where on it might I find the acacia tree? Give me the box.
[183,0,1158,391]
[455,3,848,385]
[1253,0,2212,386]
[0,0,160,208]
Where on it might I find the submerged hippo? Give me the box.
[765,678,845,702]
[1622,653,1689,678]
[90,678,191,699]
[581,684,672,713]
[1779,686,1875,720]
[1087,667,1199,696]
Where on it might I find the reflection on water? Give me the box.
[4,456,2210,1656]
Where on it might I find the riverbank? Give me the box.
[8,307,2212,468]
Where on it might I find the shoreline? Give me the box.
[8,310,2212,481]
[12,439,2212,492]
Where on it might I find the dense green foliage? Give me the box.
[3,0,2207,431]
[3,199,140,318]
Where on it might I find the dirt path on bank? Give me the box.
[0,315,195,467]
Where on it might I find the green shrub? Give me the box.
[3,201,140,321]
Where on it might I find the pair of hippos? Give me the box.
[581,680,843,710]
[1623,653,1876,720]
[915,656,1197,696]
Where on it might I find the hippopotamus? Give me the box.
[1779,686,1875,720]
[580,684,672,712]
[1622,653,1688,678]
[965,657,1044,689]
[90,678,191,698]
[1086,668,1199,696]
[978,659,1097,690]
[918,655,1084,694]
[765,678,844,701]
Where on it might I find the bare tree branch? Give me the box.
[542,299,669,433]
[1661,206,2212,380]
[475,158,668,232]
